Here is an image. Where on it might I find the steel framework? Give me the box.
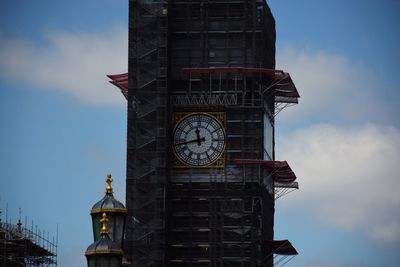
[0,221,57,267]
[126,0,169,266]
[122,0,300,266]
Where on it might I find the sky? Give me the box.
[0,0,399,266]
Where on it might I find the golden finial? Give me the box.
[100,212,109,235]
[106,173,113,194]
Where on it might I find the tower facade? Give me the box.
[122,1,299,266]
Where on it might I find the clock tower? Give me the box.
[109,0,300,266]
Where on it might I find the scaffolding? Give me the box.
[264,240,298,267]
[109,69,299,267]
[117,0,300,266]
[125,0,169,266]
[178,67,299,118]
[108,67,299,118]
[0,220,57,267]
[234,159,299,200]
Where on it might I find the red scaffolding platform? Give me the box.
[235,159,299,200]
[264,240,298,267]
[108,67,299,116]
[182,67,299,115]
[107,73,128,99]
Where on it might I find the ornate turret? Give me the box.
[90,174,127,248]
[85,213,123,267]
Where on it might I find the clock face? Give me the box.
[173,113,225,167]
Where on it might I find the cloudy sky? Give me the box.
[0,0,399,266]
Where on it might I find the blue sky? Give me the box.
[0,1,399,266]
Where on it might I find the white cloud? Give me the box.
[0,26,127,106]
[275,46,396,125]
[277,123,400,246]
[275,46,400,246]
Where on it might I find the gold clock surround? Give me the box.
[172,112,226,168]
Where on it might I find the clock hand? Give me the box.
[195,128,202,146]
[174,138,205,146]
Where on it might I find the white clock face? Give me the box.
[173,113,225,166]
